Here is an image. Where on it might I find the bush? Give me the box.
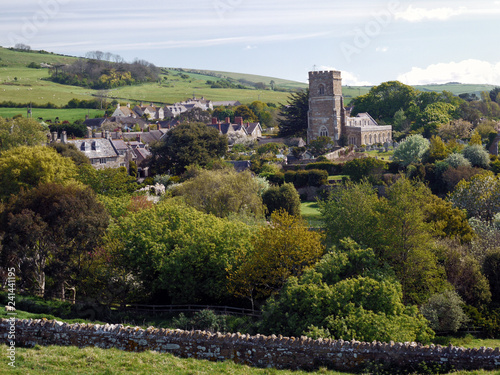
[307,169,328,187]
[266,172,284,185]
[420,291,468,332]
[444,153,471,169]
[294,170,309,188]
[262,183,301,216]
[305,162,342,175]
[462,144,490,168]
[284,170,296,184]
[171,310,228,332]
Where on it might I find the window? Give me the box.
[318,84,325,95]
[100,158,107,164]
[319,127,328,137]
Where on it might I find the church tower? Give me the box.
[307,70,345,145]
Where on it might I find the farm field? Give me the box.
[0,108,105,123]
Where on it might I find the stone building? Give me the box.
[307,70,392,146]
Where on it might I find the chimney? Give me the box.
[136,135,141,142]
[117,103,120,108]
[218,122,221,132]
[225,117,230,124]
[246,122,250,128]
[140,101,143,107]
[212,117,217,125]
[105,130,110,139]
[61,131,67,144]
[235,116,243,126]
[87,127,92,138]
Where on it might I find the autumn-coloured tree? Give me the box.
[227,210,324,310]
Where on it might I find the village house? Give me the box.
[133,103,165,120]
[207,116,262,145]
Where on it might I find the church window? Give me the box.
[320,127,328,137]
[318,84,325,95]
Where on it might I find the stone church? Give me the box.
[307,70,392,146]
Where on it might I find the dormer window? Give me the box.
[92,141,100,151]
[80,142,90,151]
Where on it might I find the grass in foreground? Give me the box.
[301,201,323,228]
[2,345,499,375]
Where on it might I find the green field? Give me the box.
[2,344,499,375]
[0,108,104,123]
[301,201,323,228]
[2,47,496,112]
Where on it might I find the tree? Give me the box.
[443,153,471,169]
[234,105,258,122]
[77,165,139,197]
[393,134,430,166]
[449,173,500,223]
[0,116,47,152]
[342,157,387,184]
[50,142,90,166]
[0,145,77,201]
[149,122,227,175]
[462,144,490,168]
[319,180,379,248]
[438,119,473,141]
[483,249,500,307]
[107,200,254,304]
[420,291,468,332]
[260,239,434,343]
[261,183,301,217]
[0,183,109,298]
[172,169,264,218]
[426,135,450,163]
[350,81,418,124]
[227,210,324,308]
[392,108,409,132]
[308,136,333,157]
[277,89,309,138]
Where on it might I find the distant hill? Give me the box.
[0,46,498,107]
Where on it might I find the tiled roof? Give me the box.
[66,138,118,159]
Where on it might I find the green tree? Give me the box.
[308,136,333,157]
[77,165,139,196]
[0,183,109,298]
[392,108,409,132]
[444,153,471,169]
[149,122,227,175]
[462,144,490,168]
[342,157,387,184]
[278,89,309,138]
[350,81,418,124]
[483,249,500,307]
[393,134,430,167]
[260,239,434,343]
[449,173,500,223]
[172,169,264,218]
[0,145,77,201]
[234,105,258,122]
[50,142,90,166]
[426,135,450,163]
[0,116,47,152]
[261,183,301,217]
[420,291,468,332]
[320,180,379,248]
[107,200,254,304]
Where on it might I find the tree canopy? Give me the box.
[149,122,227,175]
[0,116,47,152]
[277,90,309,138]
[0,145,77,201]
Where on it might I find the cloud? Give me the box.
[318,66,372,86]
[376,46,389,53]
[395,5,467,22]
[397,59,500,85]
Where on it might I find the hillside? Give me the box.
[0,46,498,109]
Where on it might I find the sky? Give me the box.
[1,0,499,86]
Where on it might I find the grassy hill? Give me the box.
[1,46,498,112]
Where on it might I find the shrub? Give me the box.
[266,172,284,186]
[307,169,328,187]
[284,170,296,184]
[294,170,309,188]
[262,183,301,216]
[444,153,471,169]
[305,162,342,175]
[420,291,468,332]
[462,144,490,168]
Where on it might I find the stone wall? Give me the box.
[2,319,499,372]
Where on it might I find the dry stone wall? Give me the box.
[2,319,500,372]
